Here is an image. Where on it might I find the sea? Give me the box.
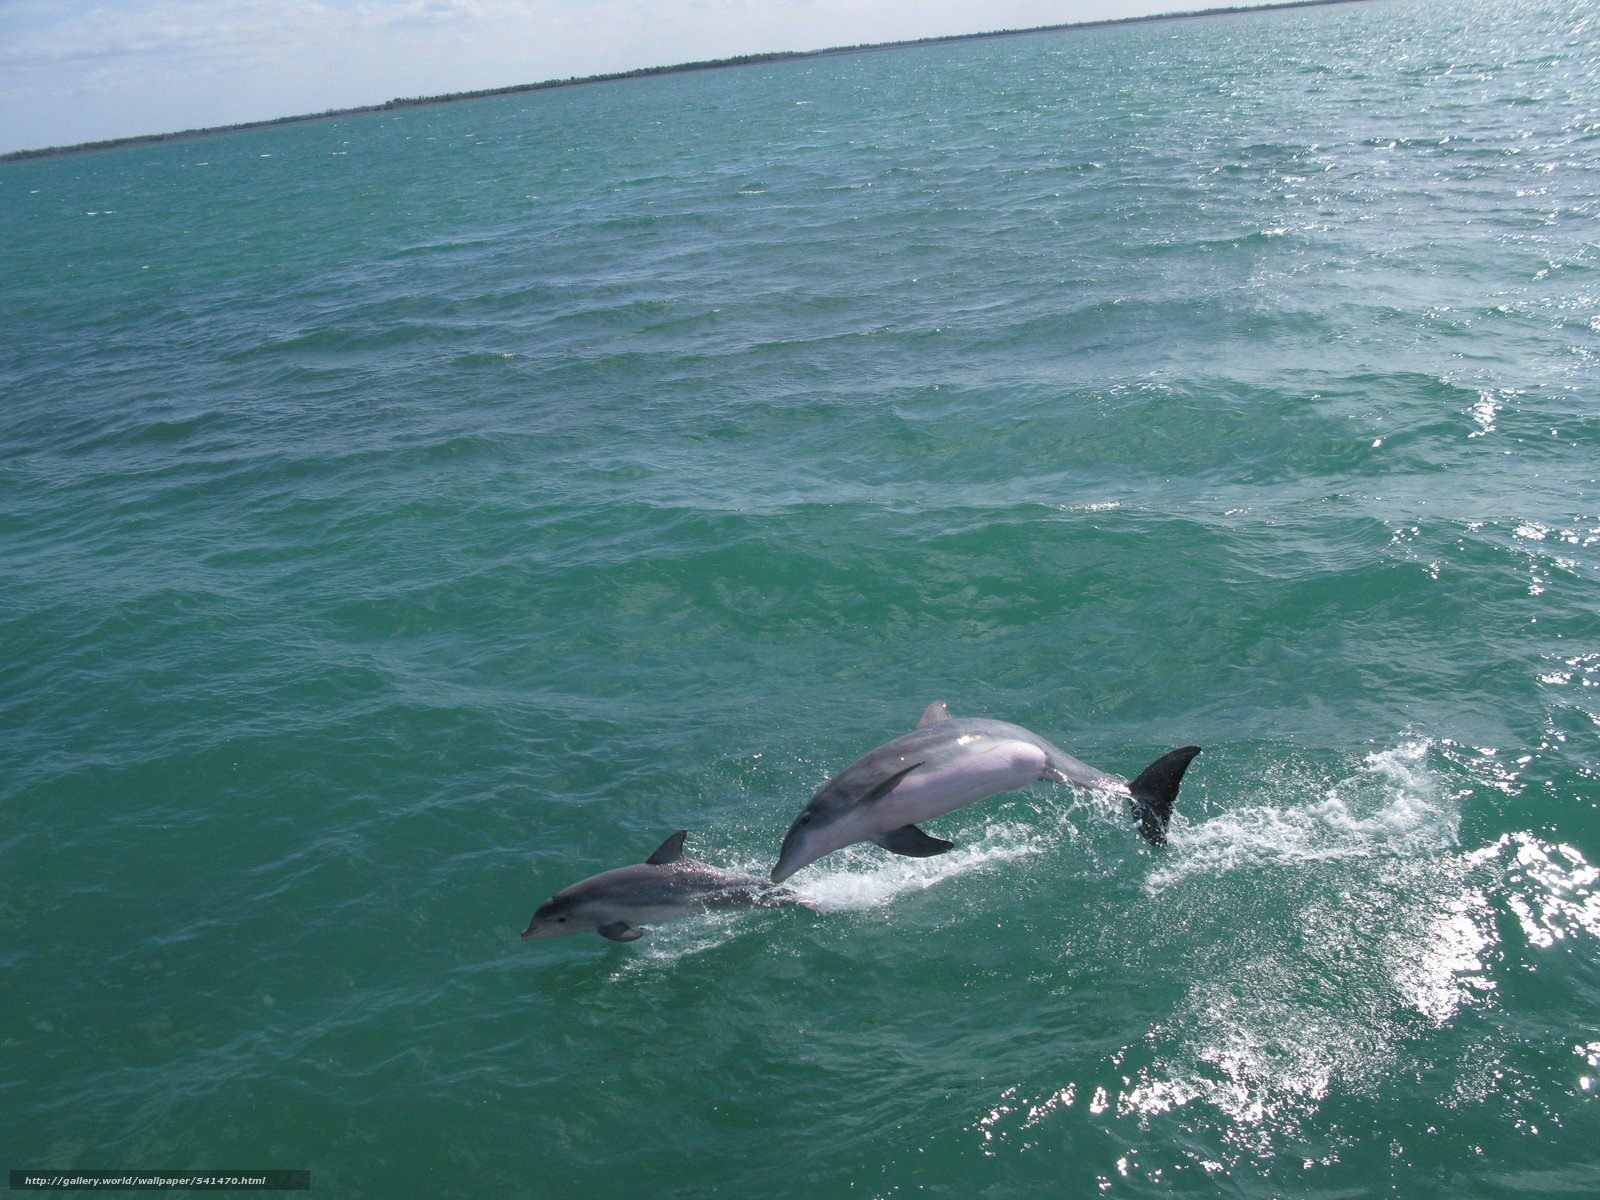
[2,0,1598,1195]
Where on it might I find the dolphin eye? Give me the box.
[557,917,566,923]
[798,814,811,825]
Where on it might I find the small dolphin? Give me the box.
[523,830,804,943]
[771,701,1201,883]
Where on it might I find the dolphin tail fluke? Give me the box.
[1128,746,1201,846]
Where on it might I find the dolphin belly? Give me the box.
[571,897,706,928]
[857,738,1050,838]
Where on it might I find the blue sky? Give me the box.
[0,0,1287,152]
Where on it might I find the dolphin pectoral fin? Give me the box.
[645,830,689,865]
[916,700,953,729]
[597,921,644,942]
[1128,746,1202,846]
[873,825,955,858]
[862,761,923,805]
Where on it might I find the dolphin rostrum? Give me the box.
[523,830,805,943]
[771,701,1201,883]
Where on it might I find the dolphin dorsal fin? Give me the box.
[646,830,689,865]
[916,700,953,729]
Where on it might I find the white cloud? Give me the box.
[0,0,512,67]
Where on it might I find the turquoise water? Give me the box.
[4,0,1599,1194]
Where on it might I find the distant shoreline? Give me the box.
[1,0,1372,163]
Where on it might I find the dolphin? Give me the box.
[523,830,805,943]
[771,701,1201,883]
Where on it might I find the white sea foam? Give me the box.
[1147,740,1456,892]
[785,819,1046,913]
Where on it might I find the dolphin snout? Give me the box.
[771,835,798,884]
[771,818,815,884]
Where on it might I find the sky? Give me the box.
[0,0,1290,153]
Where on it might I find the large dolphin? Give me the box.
[771,701,1201,883]
[523,831,805,943]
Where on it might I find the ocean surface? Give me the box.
[3,0,1599,1194]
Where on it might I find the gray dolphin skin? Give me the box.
[771,701,1201,883]
[523,830,804,943]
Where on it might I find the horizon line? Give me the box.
[1,0,1374,163]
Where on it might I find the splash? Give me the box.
[1147,740,1458,892]
[784,820,1047,913]
[1105,742,1482,1140]
[1115,830,1600,1142]
[608,820,1048,971]
[1001,763,1600,1164]
[608,910,752,976]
